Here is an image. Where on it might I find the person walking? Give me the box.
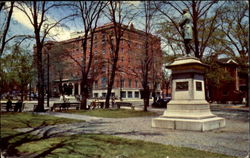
[15,100,23,112]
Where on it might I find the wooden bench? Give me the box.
[51,102,80,111]
[1,102,25,112]
[115,102,135,110]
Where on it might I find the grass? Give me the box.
[62,109,159,118]
[1,112,235,158]
[16,134,235,158]
[1,112,84,138]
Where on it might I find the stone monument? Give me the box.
[152,9,225,131]
[152,56,225,131]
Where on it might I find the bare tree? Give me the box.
[217,1,249,63]
[0,2,14,57]
[62,1,107,109]
[16,2,75,112]
[154,0,223,59]
[137,1,159,111]
[217,1,249,106]
[103,1,137,108]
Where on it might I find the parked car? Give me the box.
[151,97,171,108]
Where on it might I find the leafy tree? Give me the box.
[0,45,34,101]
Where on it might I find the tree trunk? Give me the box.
[80,80,88,110]
[21,86,24,102]
[152,91,156,103]
[192,0,200,59]
[247,73,249,107]
[80,96,88,110]
[105,75,115,109]
[143,97,149,112]
[34,44,45,112]
[105,36,119,109]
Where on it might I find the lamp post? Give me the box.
[46,43,52,107]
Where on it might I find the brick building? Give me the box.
[207,58,247,103]
[43,23,163,100]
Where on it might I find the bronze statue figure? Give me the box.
[179,8,193,56]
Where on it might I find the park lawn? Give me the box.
[63,109,159,118]
[1,112,84,138]
[16,133,235,158]
[1,112,235,158]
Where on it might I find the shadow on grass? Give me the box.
[0,118,86,158]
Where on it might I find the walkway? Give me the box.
[22,110,250,158]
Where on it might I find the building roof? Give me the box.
[217,58,238,65]
[42,22,160,46]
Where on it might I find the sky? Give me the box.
[1,1,148,53]
[3,1,247,57]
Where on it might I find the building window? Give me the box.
[117,80,119,87]
[102,49,106,54]
[157,83,161,90]
[94,93,98,98]
[121,48,124,53]
[94,51,97,55]
[138,44,141,49]
[102,65,106,72]
[128,91,132,98]
[121,79,125,88]
[135,80,138,88]
[94,80,98,88]
[129,79,132,88]
[135,91,139,98]
[121,91,126,98]
[128,57,131,62]
[101,77,107,88]
[102,93,106,97]
[102,40,106,45]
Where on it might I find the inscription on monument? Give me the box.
[196,81,202,91]
[176,81,188,91]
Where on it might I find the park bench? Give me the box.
[115,102,135,110]
[51,102,80,111]
[1,102,25,112]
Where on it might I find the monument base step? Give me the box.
[152,116,225,132]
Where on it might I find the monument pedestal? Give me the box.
[152,57,225,131]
